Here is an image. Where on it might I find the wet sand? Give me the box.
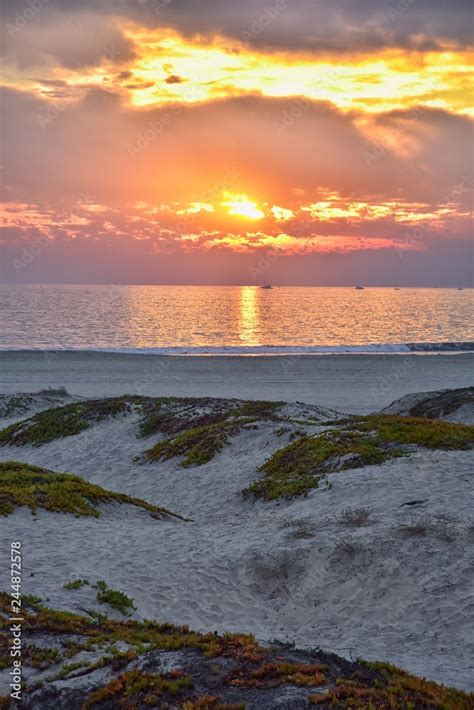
[0,350,473,413]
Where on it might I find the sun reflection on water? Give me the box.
[238,286,261,346]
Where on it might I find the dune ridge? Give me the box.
[0,388,473,704]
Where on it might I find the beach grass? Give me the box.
[310,660,473,708]
[248,415,474,500]
[0,398,131,447]
[64,578,90,591]
[142,419,249,467]
[140,399,283,466]
[95,580,136,616]
[0,397,285,463]
[83,670,193,709]
[346,414,474,450]
[0,394,34,419]
[0,593,471,709]
[0,461,181,519]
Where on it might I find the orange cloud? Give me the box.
[4,25,472,118]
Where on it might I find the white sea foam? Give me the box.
[0,342,473,355]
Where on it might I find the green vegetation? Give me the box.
[246,430,405,500]
[0,398,131,447]
[0,593,471,709]
[0,591,265,664]
[139,409,181,438]
[1,633,60,671]
[0,461,181,519]
[138,398,283,439]
[138,399,229,438]
[143,420,245,467]
[23,644,61,670]
[0,394,34,419]
[228,660,327,688]
[232,400,283,420]
[309,660,473,709]
[22,594,45,611]
[0,395,287,470]
[140,399,284,467]
[247,415,474,500]
[95,580,136,616]
[83,669,193,708]
[64,578,90,590]
[182,699,245,710]
[346,414,474,450]
[85,610,109,624]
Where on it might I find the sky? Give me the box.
[1,0,473,285]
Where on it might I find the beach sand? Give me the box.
[0,386,473,695]
[1,351,473,413]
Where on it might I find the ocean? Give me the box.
[1,285,473,354]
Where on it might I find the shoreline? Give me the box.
[1,340,473,356]
[1,351,473,413]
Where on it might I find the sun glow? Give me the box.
[110,27,474,116]
[10,26,470,117]
[222,193,265,220]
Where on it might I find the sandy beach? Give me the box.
[1,351,473,413]
[0,384,473,705]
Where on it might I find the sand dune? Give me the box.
[0,390,473,697]
[382,386,474,423]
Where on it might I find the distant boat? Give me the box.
[457,287,464,290]
[355,286,365,290]
[261,284,273,290]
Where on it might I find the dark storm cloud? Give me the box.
[3,0,473,58]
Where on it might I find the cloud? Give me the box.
[165,74,185,84]
[2,87,472,209]
[1,86,472,288]
[2,221,472,286]
[2,11,134,70]
[3,0,473,54]
[1,0,472,288]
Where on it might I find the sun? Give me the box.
[222,192,265,220]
